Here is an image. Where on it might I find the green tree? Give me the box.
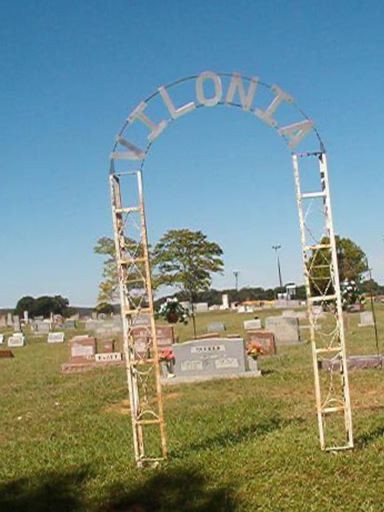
[94,236,149,307]
[153,229,224,335]
[94,237,118,304]
[308,236,368,296]
[14,296,35,317]
[15,295,70,318]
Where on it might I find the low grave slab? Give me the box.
[8,333,25,347]
[320,355,384,371]
[0,350,14,358]
[243,319,262,330]
[47,332,65,343]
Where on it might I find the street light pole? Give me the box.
[233,270,240,291]
[272,245,283,289]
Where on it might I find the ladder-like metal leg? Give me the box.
[292,152,353,450]
[110,171,167,467]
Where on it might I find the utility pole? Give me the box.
[272,245,283,289]
[233,270,240,291]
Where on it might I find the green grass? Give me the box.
[1,307,384,510]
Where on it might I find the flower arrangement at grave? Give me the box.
[158,346,175,378]
[246,342,264,360]
[158,297,189,324]
[341,280,365,310]
[158,347,175,363]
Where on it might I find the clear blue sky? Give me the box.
[1,0,384,307]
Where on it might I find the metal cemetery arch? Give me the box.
[109,71,353,467]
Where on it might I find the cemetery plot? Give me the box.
[265,316,301,345]
[171,337,261,382]
[61,335,123,373]
[246,330,276,356]
[47,332,65,343]
[8,333,25,347]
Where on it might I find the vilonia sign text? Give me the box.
[111,71,315,162]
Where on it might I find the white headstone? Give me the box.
[47,332,65,343]
[358,311,374,327]
[222,294,229,309]
[243,319,262,330]
[0,334,4,345]
[265,316,300,344]
[8,333,25,347]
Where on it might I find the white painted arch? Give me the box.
[110,71,324,171]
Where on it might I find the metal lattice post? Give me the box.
[110,171,167,467]
[292,152,353,451]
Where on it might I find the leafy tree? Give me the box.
[94,237,119,304]
[94,236,149,306]
[95,302,115,315]
[14,296,35,317]
[153,229,224,335]
[14,295,70,318]
[307,236,368,296]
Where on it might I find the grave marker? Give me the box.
[207,322,226,333]
[243,319,262,330]
[265,316,300,344]
[246,330,276,356]
[358,311,374,327]
[47,332,65,343]
[173,337,255,378]
[8,333,25,347]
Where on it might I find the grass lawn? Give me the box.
[1,306,384,511]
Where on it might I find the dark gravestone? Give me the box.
[0,350,14,358]
[98,339,115,353]
[69,336,96,363]
[246,330,276,356]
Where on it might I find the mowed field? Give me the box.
[1,307,384,511]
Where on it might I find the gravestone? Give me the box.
[243,319,262,330]
[8,333,25,347]
[265,316,300,345]
[156,325,175,348]
[358,311,374,327]
[282,310,295,317]
[0,334,4,344]
[13,316,21,332]
[207,322,226,333]
[98,339,115,353]
[0,350,14,358]
[194,302,209,313]
[222,294,229,309]
[36,321,50,333]
[23,311,29,324]
[47,332,65,343]
[69,336,96,363]
[0,315,6,328]
[95,352,122,363]
[63,320,76,329]
[132,326,151,357]
[246,330,276,356]
[173,337,249,377]
[7,313,13,327]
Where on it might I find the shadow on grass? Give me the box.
[101,468,236,512]
[355,424,384,448]
[0,467,90,511]
[0,466,236,512]
[174,415,301,457]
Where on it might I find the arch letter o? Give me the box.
[196,71,223,107]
